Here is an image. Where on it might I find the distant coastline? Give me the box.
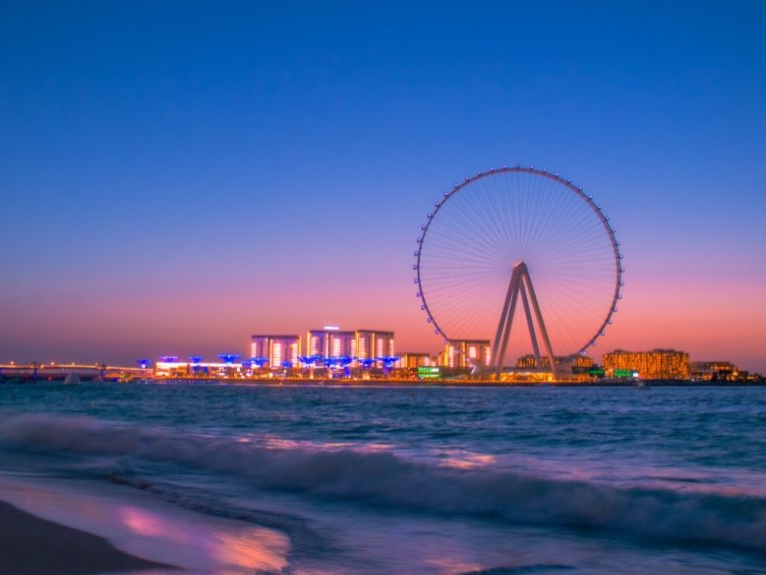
[2,377,765,387]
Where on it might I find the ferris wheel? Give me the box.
[414,166,623,374]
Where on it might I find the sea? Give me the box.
[1,382,765,575]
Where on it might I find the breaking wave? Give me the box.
[2,413,765,553]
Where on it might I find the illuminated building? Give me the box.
[398,352,435,369]
[355,329,395,366]
[603,349,690,380]
[690,361,739,381]
[516,354,594,371]
[250,335,300,368]
[154,357,240,378]
[306,326,356,359]
[441,340,491,369]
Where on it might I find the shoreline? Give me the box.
[0,474,290,575]
[0,499,170,575]
[4,377,766,387]
[102,378,766,387]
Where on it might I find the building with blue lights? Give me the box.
[250,335,300,369]
[355,329,395,367]
[306,326,356,360]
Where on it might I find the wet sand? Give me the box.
[0,475,290,575]
[0,499,170,575]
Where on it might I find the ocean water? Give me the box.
[1,382,765,574]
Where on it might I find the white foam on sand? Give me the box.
[0,473,290,575]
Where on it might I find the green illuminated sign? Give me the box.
[614,369,635,378]
[417,366,441,379]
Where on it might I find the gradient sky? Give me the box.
[2,1,765,372]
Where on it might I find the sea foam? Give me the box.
[2,413,765,554]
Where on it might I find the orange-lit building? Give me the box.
[603,349,690,380]
[690,361,739,381]
[398,352,436,369]
[441,339,491,369]
[250,335,300,368]
[516,354,594,371]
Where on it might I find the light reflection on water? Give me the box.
[2,384,766,574]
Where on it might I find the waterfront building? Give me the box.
[441,340,491,369]
[306,326,356,360]
[690,361,739,381]
[516,354,595,373]
[154,358,240,378]
[398,352,436,369]
[355,329,395,366]
[603,349,690,380]
[250,335,301,369]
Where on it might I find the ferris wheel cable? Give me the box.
[480,178,514,248]
[487,174,516,246]
[426,205,507,258]
[526,177,560,249]
[553,208,614,246]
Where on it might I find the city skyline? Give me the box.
[2,2,765,373]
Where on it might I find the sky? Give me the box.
[1,1,765,373]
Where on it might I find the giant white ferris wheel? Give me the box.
[413,166,623,376]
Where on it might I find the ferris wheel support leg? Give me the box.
[520,287,542,366]
[492,263,523,378]
[491,261,558,380]
[491,273,514,369]
[521,269,558,380]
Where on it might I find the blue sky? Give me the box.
[1,1,765,371]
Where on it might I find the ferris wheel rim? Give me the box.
[413,165,624,357]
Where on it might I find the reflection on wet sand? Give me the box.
[0,475,289,575]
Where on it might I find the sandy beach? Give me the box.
[0,499,169,575]
[0,473,290,575]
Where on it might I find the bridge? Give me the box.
[0,363,146,382]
